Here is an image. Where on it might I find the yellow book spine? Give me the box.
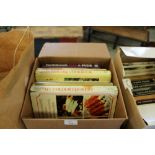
[35,68,111,82]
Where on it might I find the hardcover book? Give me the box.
[42,64,102,68]
[35,68,111,82]
[30,85,118,119]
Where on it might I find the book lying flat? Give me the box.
[35,68,111,82]
[124,70,155,77]
[30,85,118,119]
[122,78,155,91]
[135,94,155,103]
[136,98,155,105]
[132,85,155,96]
[123,61,155,77]
[123,61,155,67]
[137,103,155,126]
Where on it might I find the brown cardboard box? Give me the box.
[114,47,155,129]
[0,30,34,128]
[21,43,127,129]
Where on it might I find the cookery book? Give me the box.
[42,64,102,68]
[30,85,118,119]
[35,81,113,86]
[35,68,111,82]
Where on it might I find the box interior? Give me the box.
[21,56,127,120]
[114,48,154,128]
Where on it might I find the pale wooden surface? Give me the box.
[15,26,83,39]
[92,26,148,42]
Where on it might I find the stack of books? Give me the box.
[30,64,118,119]
[123,61,155,126]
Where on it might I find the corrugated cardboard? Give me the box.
[15,26,83,39]
[0,30,34,128]
[114,47,155,129]
[21,43,127,129]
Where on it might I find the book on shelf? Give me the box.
[30,85,118,119]
[35,68,111,82]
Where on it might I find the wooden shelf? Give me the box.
[92,26,148,42]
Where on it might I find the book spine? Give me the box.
[124,70,155,77]
[31,85,118,96]
[35,68,111,82]
[42,64,102,68]
[132,83,155,89]
[34,81,113,86]
[132,86,155,96]
[123,61,155,66]
[131,79,155,85]
[136,98,155,105]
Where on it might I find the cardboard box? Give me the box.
[114,47,155,129]
[15,26,83,56]
[21,43,127,129]
[0,30,34,128]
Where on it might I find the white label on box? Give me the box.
[64,119,78,126]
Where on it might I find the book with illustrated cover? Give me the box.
[35,68,111,82]
[30,85,118,119]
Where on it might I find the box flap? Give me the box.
[120,46,155,58]
[39,43,110,59]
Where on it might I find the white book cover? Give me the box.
[137,103,155,126]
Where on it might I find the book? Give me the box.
[132,86,155,96]
[34,81,113,86]
[137,103,155,126]
[123,61,155,67]
[135,94,155,101]
[131,78,155,85]
[123,69,155,77]
[42,64,102,68]
[123,61,155,77]
[122,78,155,91]
[35,68,111,82]
[136,98,155,105]
[30,85,118,119]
